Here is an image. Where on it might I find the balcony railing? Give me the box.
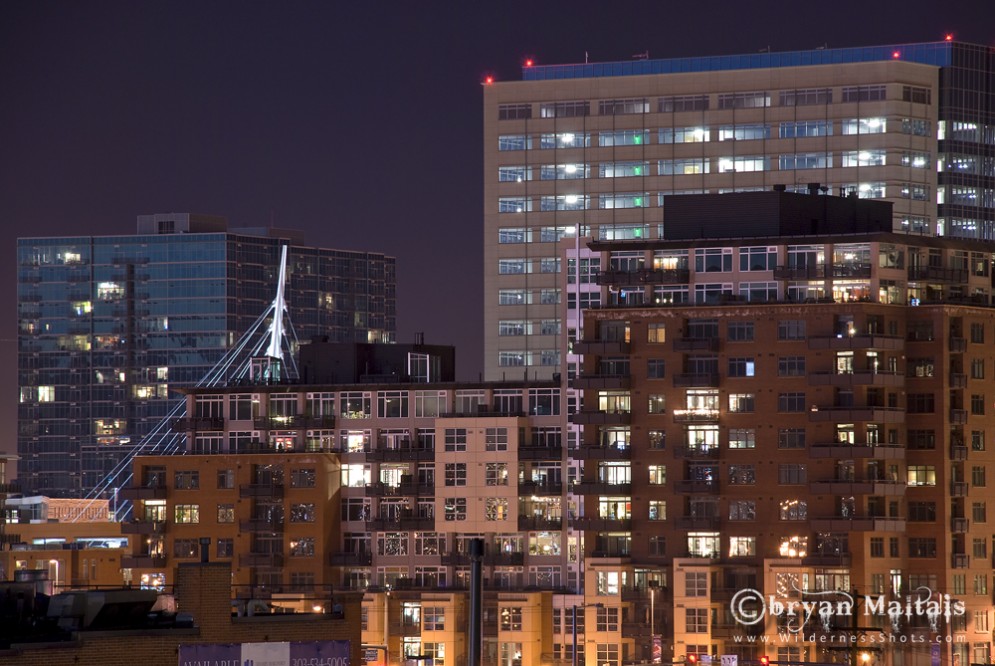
[808,443,905,460]
[807,334,904,351]
[366,512,435,531]
[571,410,631,426]
[517,479,563,495]
[673,337,720,352]
[239,519,285,532]
[951,481,969,497]
[239,483,285,499]
[517,515,563,531]
[675,479,719,494]
[118,484,167,500]
[949,337,967,353]
[673,373,720,388]
[171,417,226,432]
[569,516,632,531]
[239,552,285,567]
[595,267,690,286]
[950,409,968,424]
[572,444,631,460]
[952,554,970,569]
[328,551,372,566]
[809,478,905,495]
[952,517,969,533]
[673,446,720,460]
[120,520,166,535]
[908,266,969,282]
[571,374,631,390]
[121,555,167,568]
[572,340,631,355]
[810,516,906,532]
[672,409,720,423]
[676,516,720,529]
[365,443,435,462]
[950,372,967,389]
[774,265,826,280]
[808,406,904,423]
[950,443,968,460]
[518,444,563,460]
[572,480,631,495]
[808,370,905,387]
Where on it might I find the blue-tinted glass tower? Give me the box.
[17,214,396,497]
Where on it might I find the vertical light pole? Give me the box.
[572,602,603,666]
[650,586,656,664]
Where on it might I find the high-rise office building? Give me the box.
[17,213,396,498]
[483,39,995,381]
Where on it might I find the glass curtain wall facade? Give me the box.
[483,40,995,382]
[17,225,396,497]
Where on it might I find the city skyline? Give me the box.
[3,1,995,458]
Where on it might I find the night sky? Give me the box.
[1,1,993,458]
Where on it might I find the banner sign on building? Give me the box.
[179,640,350,666]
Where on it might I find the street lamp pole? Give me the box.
[572,604,579,666]
[650,586,655,664]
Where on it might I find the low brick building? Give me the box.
[1,561,362,665]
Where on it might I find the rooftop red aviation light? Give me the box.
[945,33,954,41]
[892,51,901,59]
[484,75,494,85]
[524,58,534,67]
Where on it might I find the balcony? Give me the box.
[239,483,285,499]
[239,519,284,532]
[675,479,719,494]
[569,516,632,531]
[809,479,905,495]
[366,512,435,531]
[952,517,969,533]
[951,481,969,497]
[831,263,872,279]
[120,520,166,535]
[440,551,525,566]
[518,479,563,495]
[802,552,852,566]
[673,373,720,388]
[571,410,631,426]
[121,555,167,568]
[239,552,285,567]
[397,480,435,496]
[118,484,168,500]
[952,554,970,569]
[809,443,904,460]
[171,417,226,432]
[621,620,652,639]
[950,409,968,424]
[328,551,372,566]
[572,480,631,495]
[673,446,720,460]
[950,372,967,389]
[808,406,904,423]
[672,409,720,424]
[518,515,563,531]
[572,374,631,390]
[908,266,969,282]
[673,337,720,352]
[572,444,631,460]
[676,516,720,529]
[518,444,563,461]
[810,516,906,532]
[949,337,967,353]
[808,370,905,387]
[595,267,690,287]
[365,443,434,462]
[774,265,827,280]
[253,415,304,429]
[807,334,904,351]
[365,482,403,497]
[389,620,422,637]
[303,414,337,428]
[572,340,631,355]
[950,443,968,461]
